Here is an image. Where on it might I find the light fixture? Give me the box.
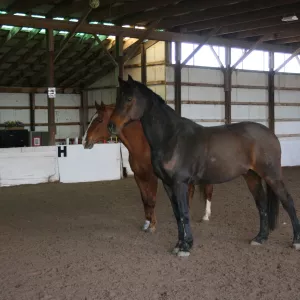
[282,15,298,22]
[89,0,100,9]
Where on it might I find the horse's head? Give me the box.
[108,75,148,135]
[82,101,114,149]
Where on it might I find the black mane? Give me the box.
[133,79,168,106]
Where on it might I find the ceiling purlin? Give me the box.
[153,0,300,30]
[180,3,300,33]
[6,0,49,14]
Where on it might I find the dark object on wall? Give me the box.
[0,129,29,148]
[29,132,50,147]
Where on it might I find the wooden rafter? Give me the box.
[231,35,268,69]
[181,3,300,32]
[0,29,40,69]
[0,14,298,54]
[35,39,98,86]
[181,27,220,66]
[159,0,299,29]
[124,19,162,64]
[47,0,113,18]
[83,64,113,87]
[235,23,300,39]
[67,60,112,88]
[6,0,47,13]
[90,0,176,22]
[58,49,105,86]
[214,16,300,36]
[275,46,300,72]
[93,34,117,66]
[54,6,94,62]
[13,52,46,86]
[4,39,46,86]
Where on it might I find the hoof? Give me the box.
[146,226,156,233]
[177,250,190,257]
[250,240,262,246]
[292,243,300,250]
[202,216,210,221]
[142,220,150,231]
[172,247,180,255]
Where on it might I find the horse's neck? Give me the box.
[140,101,178,151]
[121,121,148,154]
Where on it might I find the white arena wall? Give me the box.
[0,92,81,141]
[0,41,300,187]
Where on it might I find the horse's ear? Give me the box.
[95,101,104,111]
[127,74,135,86]
[118,76,127,88]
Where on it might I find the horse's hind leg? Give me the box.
[264,176,300,250]
[243,170,270,245]
[202,184,213,221]
[187,184,195,208]
[134,174,158,233]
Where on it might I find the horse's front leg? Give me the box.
[163,182,193,257]
[134,174,158,233]
[202,184,213,221]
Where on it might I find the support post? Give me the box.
[224,46,232,124]
[116,35,124,101]
[141,43,147,84]
[29,92,35,131]
[46,28,56,145]
[174,41,181,116]
[268,52,275,132]
[116,35,124,79]
[275,45,300,72]
[80,90,88,137]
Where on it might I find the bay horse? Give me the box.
[108,75,300,257]
[82,101,214,233]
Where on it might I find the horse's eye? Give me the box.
[127,97,132,102]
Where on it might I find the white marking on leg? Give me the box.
[202,199,211,221]
[142,220,150,231]
[82,112,97,147]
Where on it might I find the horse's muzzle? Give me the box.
[108,121,117,135]
[83,141,94,149]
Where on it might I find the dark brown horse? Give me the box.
[108,75,300,257]
[82,101,214,233]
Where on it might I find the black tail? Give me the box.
[266,183,280,231]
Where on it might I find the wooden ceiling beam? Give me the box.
[181,3,300,33]
[89,0,176,22]
[121,0,248,25]
[58,49,106,86]
[235,23,300,39]
[216,17,300,36]
[181,27,220,66]
[124,19,161,64]
[0,29,40,69]
[36,39,99,86]
[54,6,94,62]
[47,0,113,18]
[12,53,45,86]
[83,64,113,87]
[67,59,112,88]
[2,39,44,85]
[93,34,117,66]
[0,13,298,54]
[275,46,300,72]
[231,35,267,69]
[157,0,300,29]
[6,0,47,13]
[274,36,300,44]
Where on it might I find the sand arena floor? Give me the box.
[1,167,300,300]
